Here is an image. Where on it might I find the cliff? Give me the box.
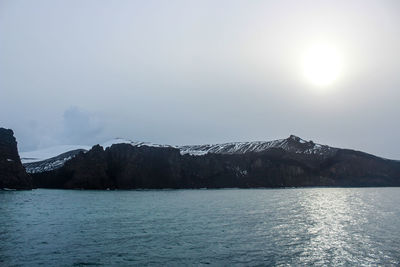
[32,141,400,189]
[0,128,32,189]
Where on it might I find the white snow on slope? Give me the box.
[102,138,172,149]
[20,138,171,164]
[179,139,287,155]
[20,145,91,164]
[178,136,334,156]
[20,135,335,166]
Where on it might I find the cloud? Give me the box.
[2,0,400,159]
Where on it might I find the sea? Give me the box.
[1,188,399,266]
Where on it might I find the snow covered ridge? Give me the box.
[20,138,166,164]
[23,151,82,174]
[101,138,173,150]
[21,135,337,173]
[102,135,336,156]
[179,135,335,156]
[20,145,92,164]
[21,138,174,173]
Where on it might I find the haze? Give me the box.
[1,0,399,159]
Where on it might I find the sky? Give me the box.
[1,0,400,159]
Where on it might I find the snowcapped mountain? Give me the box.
[20,145,92,164]
[21,138,173,173]
[100,138,173,150]
[179,135,337,156]
[21,135,337,173]
[20,138,169,163]
[22,149,87,174]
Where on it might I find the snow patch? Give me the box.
[20,145,91,164]
[20,139,172,164]
[102,138,172,149]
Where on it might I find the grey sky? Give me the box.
[1,0,400,159]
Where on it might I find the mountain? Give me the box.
[0,128,32,189]
[22,135,336,173]
[21,138,172,173]
[29,135,400,189]
[179,135,338,156]
[23,149,88,174]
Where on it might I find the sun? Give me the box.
[302,43,342,88]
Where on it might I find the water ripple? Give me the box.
[1,188,399,266]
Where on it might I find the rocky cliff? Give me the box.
[32,140,400,189]
[0,128,32,189]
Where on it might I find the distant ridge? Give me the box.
[179,135,338,156]
[22,135,338,173]
[30,136,400,189]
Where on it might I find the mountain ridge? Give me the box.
[22,135,342,173]
[29,135,400,189]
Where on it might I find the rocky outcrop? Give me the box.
[0,128,32,189]
[32,142,400,189]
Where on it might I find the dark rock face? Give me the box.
[0,128,32,189]
[32,143,400,189]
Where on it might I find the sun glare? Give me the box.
[302,44,342,88]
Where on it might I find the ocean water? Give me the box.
[0,188,399,266]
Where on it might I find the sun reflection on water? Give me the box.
[296,188,385,266]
